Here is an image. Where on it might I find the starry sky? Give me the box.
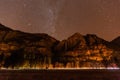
[0,0,120,41]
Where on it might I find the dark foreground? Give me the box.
[0,69,120,80]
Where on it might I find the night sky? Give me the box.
[0,0,120,41]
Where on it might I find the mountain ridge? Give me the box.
[111,36,120,46]
[0,23,120,69]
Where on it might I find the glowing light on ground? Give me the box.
[0,67,120,70]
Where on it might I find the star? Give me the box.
[27,23,32,26]
[23,3,27,7]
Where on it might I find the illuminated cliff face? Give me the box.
[53,33,120,68]
[53,40,115,68]
[0,24,119,69]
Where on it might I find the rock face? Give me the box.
[0,23,119,69]
[111,36,120,45]
[110,37,120,67]
[54,33,117,68]
[0,24,59,69]
[111,36,120,49]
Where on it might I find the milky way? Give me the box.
[0,0,120,41]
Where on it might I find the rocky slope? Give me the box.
[111,36,120,49]
[111,36,120,45]
[0,23,119,69]
[53,33,118,68]
[0,23,59,68]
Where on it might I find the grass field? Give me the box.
[0,69,119,80]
